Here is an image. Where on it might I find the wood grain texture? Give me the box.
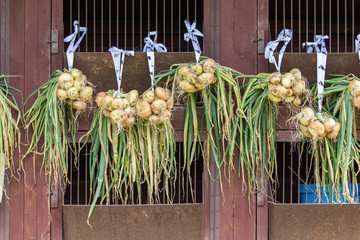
[63,205,203,240]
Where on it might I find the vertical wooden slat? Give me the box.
[9,0,25,238]
[203,0,211,57]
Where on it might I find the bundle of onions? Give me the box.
[155,57,242,193]
[23,69,93,191]
[313,74,360,203]
[135,86,176,203]
[267,68,308,107]
[0,76,20,202]
[56,68,94,111]
[297,107,340,141]
[95,89,138,127]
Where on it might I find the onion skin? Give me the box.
[267,72,282,85]
[195,82,207,90]
[143,90,155,103]
[111,98,125,109]
[268,84,277,92]
[102,109,111,118]
[102,95,115,109]
[289,68,302,82]
[58,73,74,90]
[272,85,287,98]
[353,95,360,109]
[308,121,326,138]
[110,109,127,123]
[299,107,315,126]
[190,63,203,75]
[124,106,136,117]
[155,87,167,100]
[149,115,161,125]
[197,72,213,85]
[70,68,82,79]
[179,80,197,93]
[73,78,86,91]
[202,58,216,73]
[185,73,198,84]
[347,80,360,96]
[167,97,174,109]
[67,87,79,100]
[323,118,336,132]
[135,100,152,119]
[57,89,68,100]
[300,124,312,138]
[79,86,93,101]
[211,75,218,84]
[127,90,139,105]
[72,100,87,111]
[281,73,295,88]
[292,80,306,96]
[293,96,302,107]
[284,96,295,103]
[96,92,106,107]
[326,122,340,139]
[151,99,167,114]
[177,66,191,77]
[124,117,136,126]
[268,92,282,103]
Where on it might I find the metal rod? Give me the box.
[329,0,332,53]
[93,0,96,51]
[299,0,301,51]
[305,143,309,203]
[85,0,88,52]
[78,0,80,51]
[101,0,103,51]
[275,0,278,37]
[306,0,308,42]
[179,0,181,52]
[337,0,339,52]
[140,0,143,50]
[171,0,173,51]
[125,0,127,49]
[290,0,293,52]
[132,0,134,49]
[116,0,119,47]
[344,0,347,52]
[163,0,166,45]
[109,0,111,49]
[352,0,355,52]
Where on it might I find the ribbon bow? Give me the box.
[143,31,167,90]
[109,47,134,95]
[302,35,329,113]
[184,20,204,63]
[265,29,293,72]
[355,34,360,62]
[64,20,87,70]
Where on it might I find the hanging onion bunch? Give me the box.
[176,58,217,93]
[56,68,94,111]
[0,76,20,202]
[155,57,242,194]
[134,86,176,204]
[296,107,341,141]
[267,68,308,107]
[23,69,92,191]
[95,89,138,127]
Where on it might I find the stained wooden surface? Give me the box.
[9,0,51,239]
[63,205,203,240]
[269,203,360,240]
[64,52,196,94]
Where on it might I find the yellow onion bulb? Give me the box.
[151,99,167,114]
[57,89,68,100]
[124,106,136,117]
[67,87,79,100]
[211,75,218,84]
[197,72,213,85]
[272,85,288,98]
[267,72,282,85]
[186,73,198,84]
[111,98,125,109]
[289,68,302,82]
[177,66,191,77]
[110,109,127,124]
[143,90,155,103]
[347,80,360,96]
[179,80,197,93]
[293,96,302,107]
[124,116,136,126]
[323,118,336,132]
[96,92,106,108]
[353,96,360,109]
[127,90,139,105]
[70,68,82,79]
[268,92,282,103]
[79,86,93,101]
[167,96,174,109]
[190,63,203,75]
[149,115,161,125]
[73,78,86,91]
[155,87,167,100]
[102,109,111,118]
[308,121,326,138]
[326,122,341,139]
[300,124,312,138]
[292,80,306,96]
[195,82,207,91]
[135,100,152,119]
[102,95,115,109]
[284,96,295,103]
[299,107,315,126]
[58,73,74,90]
[72,100,87,111]
[202,58,216,73]
[281,73,295,88]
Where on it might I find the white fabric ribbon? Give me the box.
[184,20,204,63]
[355,34,360,62]
[109,47,134,95]
[64,20,87,71]
[302,35,329,113]
[143,31,167,89]
[265,29,293,72]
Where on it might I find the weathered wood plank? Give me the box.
[63,205,203,240]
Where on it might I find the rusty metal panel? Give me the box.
[269,203,360,240]
[269,53,360,83]
[63,205,203,240]
[64,52,195,93]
